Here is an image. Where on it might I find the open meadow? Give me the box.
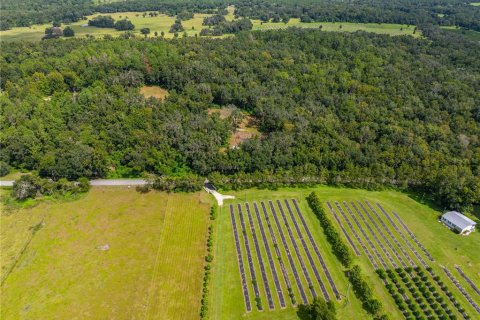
[252,19,420,37]
[0,187,212,320]
[211,186,480,319]
[0,8,420,42]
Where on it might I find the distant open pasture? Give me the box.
[1,9,420,42]
[0,188,211,320]
[441,25,480,41]
[253,19,421,37]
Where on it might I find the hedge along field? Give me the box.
[209,186,479,320]
[0,187,212,320]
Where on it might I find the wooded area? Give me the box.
[1,26,479,210]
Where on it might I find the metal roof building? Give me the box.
[441,211,476,235]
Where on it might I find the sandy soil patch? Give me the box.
[229,115,261,148]
[140,86,169,100]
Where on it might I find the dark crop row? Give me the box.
[442,267,480,314]
[332,202,379,269]
[229,205,252,312]
[376,203,429,268]
[392,211,434,262]
[326,202,361,256]
[284,200,330,300]
[454,266,480,297]
[237,204,263,310]
[269,200,309,305]
[252,202,286,308]
[245,203,275,310]
[292,199,341,300]
[230,199,340,312]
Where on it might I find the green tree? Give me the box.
[298,297,337,320]
[114,19,134,31]
[63,26,75,37]
[140,27,150,37]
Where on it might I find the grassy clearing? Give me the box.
[470,2,480,6]
[253,19,421,37]
[211,186,479,319]
[440,26,480,41]
[0,171,28,181]
[140,85,169,100]
[0,187,211,320]
[0,12,208,42]
[229,115,261,148]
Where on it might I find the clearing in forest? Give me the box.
[229,115,261,148]
[140,85,169,100]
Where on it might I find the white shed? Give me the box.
[441,211,476,235]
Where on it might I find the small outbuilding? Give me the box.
[441,211,476,235]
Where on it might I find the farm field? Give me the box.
[210,186,479,319]
[0,187,211,320]
[252,19,421,37]
[0,10,420,42]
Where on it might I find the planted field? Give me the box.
[0,188,211,320]
[210,186,479,320]
[328,199,480,319]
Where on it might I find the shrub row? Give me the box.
[410,268,456,320]
[200,221,215,319]
[11,174,90,201]
[347,265,384,316]
[306,192,352,267]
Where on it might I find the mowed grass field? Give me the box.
[211,186,479,319]
[0,187,212,320]
[0,7,420,42]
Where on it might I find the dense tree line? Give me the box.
[233,0,480,32]
[298,297,337,320]
[200,18,252,36]
[11,174,90,201]
[347,265,384,317]
[0,27,478,210]
[2,0,479,31]
[307,192,353,267]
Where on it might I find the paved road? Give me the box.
[0,179,147,187]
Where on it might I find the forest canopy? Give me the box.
[1,0,479,31]
[0,27,479,211]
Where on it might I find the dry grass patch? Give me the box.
[208,106,235,119]
[140,86,169,100]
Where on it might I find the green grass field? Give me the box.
[0,8,420,42]
[253,19,421,37]
[0,187,212,320]
[2,185,478,319]
[440,26,480,41]
[470,2,480,6]
[211,186,479,319]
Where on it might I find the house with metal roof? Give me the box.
[441,211,476,235]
